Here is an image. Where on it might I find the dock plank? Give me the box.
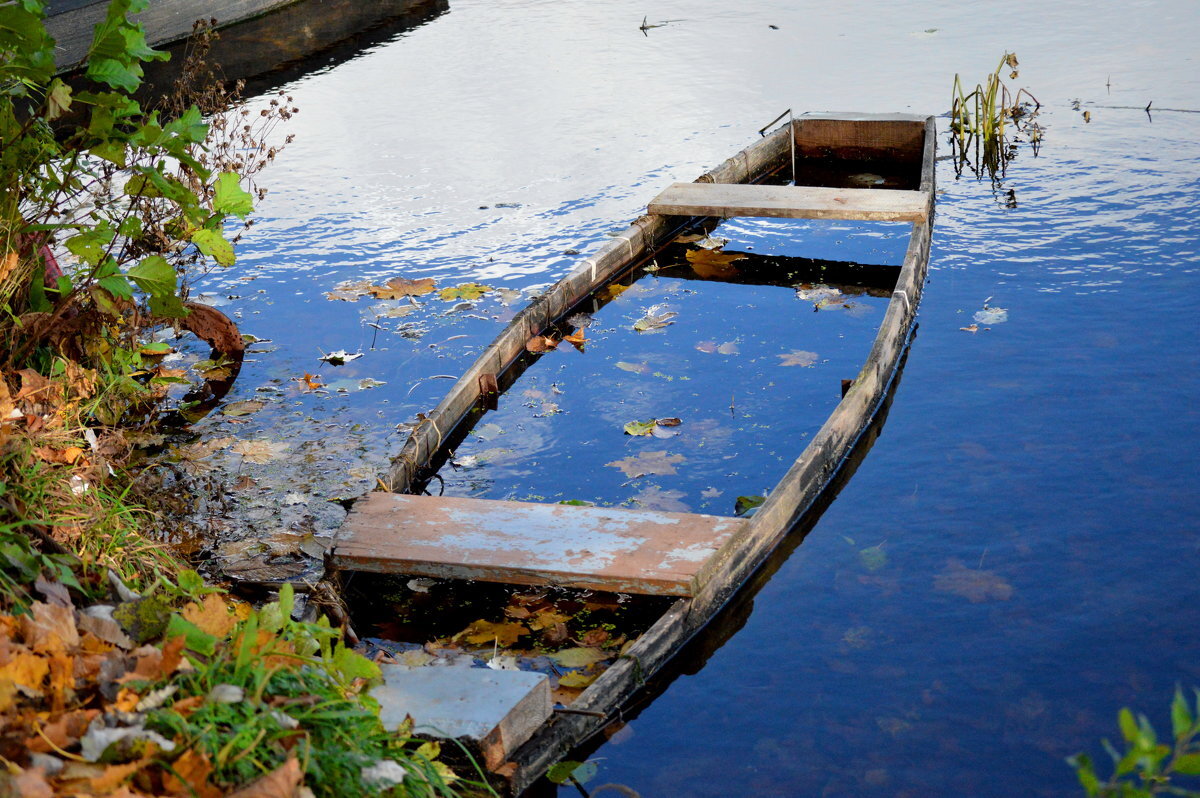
[332,493,747,596]
[648,182,927,222]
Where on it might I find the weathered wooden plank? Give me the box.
[648,182,927,222]
[333,493,747,597]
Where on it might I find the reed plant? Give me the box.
[950,52,1042,182]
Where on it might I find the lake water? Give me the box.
[183,0,1200,794]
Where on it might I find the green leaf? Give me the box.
[438,282,492,301]
[859,545,888,571]
[735,495,765,517]
[1067,754,1100,796]
[1118,708,1138,743]
[332,645,381,683]
[1173,687,1193,740]
[550,647,607,668]
[279,582,294,620]
[148,294,188,318]
[27,275,49,312]
[212,172,253,218]
[1175,753,1200,775]
[164,105,208,144]
[97,275,134,300]
[623,419,656,436]
[66,227,115,266]
[546,761,598,786]
[176,570,205,596]
[86,57,142,93]
[126,255,175,296]
[191,228,235,267]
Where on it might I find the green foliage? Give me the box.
[1070,688,1200,796]
[0,0,256,367]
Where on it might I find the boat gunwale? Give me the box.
[503,115,936,794]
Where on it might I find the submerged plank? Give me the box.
[648,182,927,222]
[333,493,747,596]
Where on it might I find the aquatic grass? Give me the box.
[950,52,1042,183]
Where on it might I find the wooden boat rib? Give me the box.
[331,112,935,793]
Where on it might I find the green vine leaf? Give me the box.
[191,228,235,267]
[126,255,176,297]
[213,172,254,218]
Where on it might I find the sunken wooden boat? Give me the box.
[329,112,935,793]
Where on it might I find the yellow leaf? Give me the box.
[0,652,48,692]
[598,283,630,301]
[458,620,529,647]
[686,248,745,279]
[368,276,436,300]
[527,610,571,632]
[21,601,78,654]
[558,670,599,688]
[525,335,558,353]
[181,594,237,638]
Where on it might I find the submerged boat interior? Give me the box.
[328,113,935,792]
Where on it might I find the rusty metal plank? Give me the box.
[332,493,747,596]
[648,182,928,222]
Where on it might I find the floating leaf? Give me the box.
[933,558,1013,603]
[221,400,265,417]
[558,670,599,688]
[717,341,739,355]
[615,361,650,374]
[974,304,1008,325]
[439,282,492,301]
[459,620,529,647]
[960,324,980,333]
[623,419,657,436]
[563,329,586,352]
[358,378,386,389]
[139,341,173,356]
[599,283,630,301]
[369,276,436,300]
[686,248,745,279]
[474,423,504,441]
[735,495,765,517]
[606,450,685,478]
[633,306,678,332]
[547,761,598,786]
[526,335,558,353]
[318,350,363,365]
[551,647,608,668]
[778,350,818,367]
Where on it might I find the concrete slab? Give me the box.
[375,664,552,770]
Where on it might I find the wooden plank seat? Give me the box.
[648,182,928,222]
[332,493,748,597]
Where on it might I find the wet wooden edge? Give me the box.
[504,116,936,795]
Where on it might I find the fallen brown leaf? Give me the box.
[21,601,78,654]
[368,276,436,300]
[182,594,237,639]
[227,756,304,798]
[933,558,1013,603]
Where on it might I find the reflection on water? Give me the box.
[181,0,1200,794]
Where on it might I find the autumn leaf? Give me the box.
[526,335,559,353]
[778,350,819,367]
[457,619,529,647]
[227,756,304,798]
[299,372,323,390]
[221,400,265,417]
[598,283,630,301]
[606,450,685,478]
[933,558,1013,603]
[563,329,586,352]
[686,248,746,279]
[21,601,78,654]
[0,651,49,692]
[551,647,608,668]
[164,750,222,798]
[558,670,600,688]
[369,276,436,300]
[438,282,491,301]
[527,609,571,632]
[181,593,237,638]
[615,361,650,374]
[960,324,980,333]
[231,440,289,464]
